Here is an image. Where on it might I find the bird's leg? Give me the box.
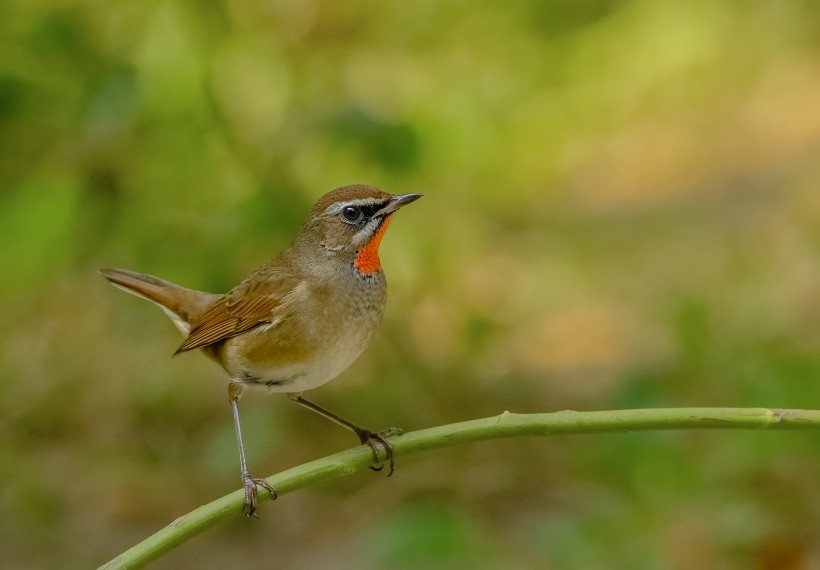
[287,393,402,475]
[229,383,276,517]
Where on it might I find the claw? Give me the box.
[355,427,403,476]
[243,476,277,518]
[287,396,403,477]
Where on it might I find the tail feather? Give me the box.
[99,268,220,335]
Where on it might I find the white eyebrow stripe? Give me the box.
[323,197,386,215]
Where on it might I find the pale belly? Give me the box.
[220,314,379,394]
[242,333,371,393]
[216,269,387,394]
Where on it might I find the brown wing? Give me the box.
[174,267,302,354]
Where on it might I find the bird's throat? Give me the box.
[354,215,392,273]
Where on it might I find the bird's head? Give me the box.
[296,184,422,273]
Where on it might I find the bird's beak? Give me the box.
[377,193,423,216]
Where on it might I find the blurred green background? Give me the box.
[3,0,820,568]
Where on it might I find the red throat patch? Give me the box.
[355,215,393,273]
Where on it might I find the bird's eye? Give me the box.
[342,206,364,222]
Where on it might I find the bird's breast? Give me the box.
[222,270,387,393]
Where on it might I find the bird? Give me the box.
[99,184,421,517]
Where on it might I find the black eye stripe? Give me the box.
[358,203,383,218]
[340,201,387,222]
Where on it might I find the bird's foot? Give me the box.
[355,427,403,476]
[242,475,277,518]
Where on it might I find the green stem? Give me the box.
[98,407,820,569]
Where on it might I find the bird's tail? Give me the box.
[99,268,220,334]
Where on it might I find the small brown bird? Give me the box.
[100,185,421,516]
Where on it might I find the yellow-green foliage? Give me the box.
[2,1,820,568]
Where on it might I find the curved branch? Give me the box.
[98,407,820,569]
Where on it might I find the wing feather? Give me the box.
[174,269,302,354]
